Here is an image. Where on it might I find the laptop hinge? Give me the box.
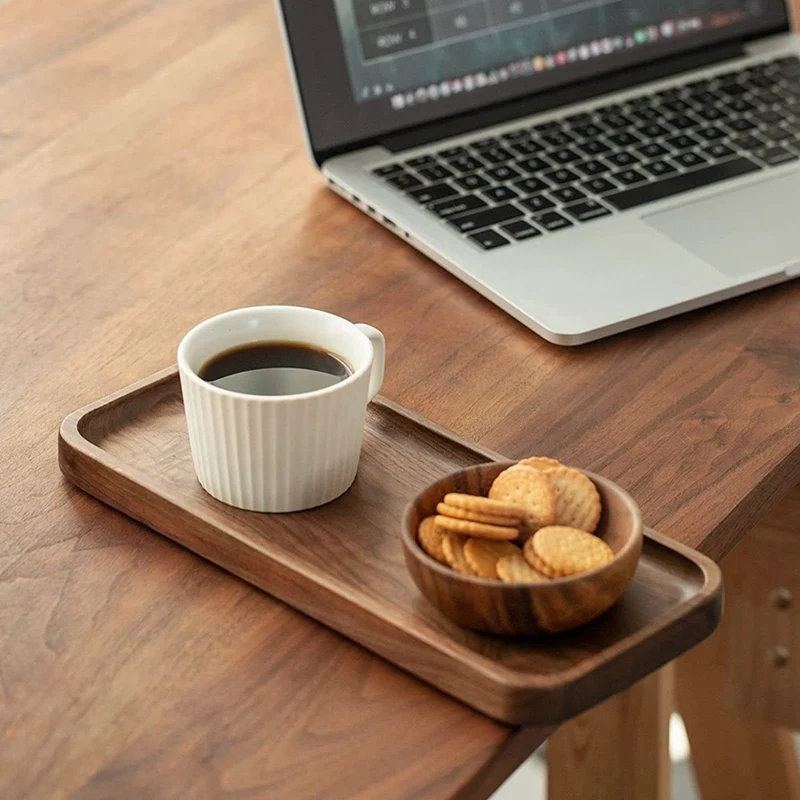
[381,41,746,154]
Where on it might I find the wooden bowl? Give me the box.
[402,462,643,636]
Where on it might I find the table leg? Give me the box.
[547,666,672,800]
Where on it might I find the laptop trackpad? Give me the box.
[645,171,800,278]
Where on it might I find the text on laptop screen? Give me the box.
[334,1,775,109]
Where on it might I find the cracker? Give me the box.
[497,551,550,584]
[532,525,614,576]
[488,465,556,535]
[417,516,447,565]
[436,502,520,527]
[463,539,521,579]
[443,493,525,521]
[434,515,519,541]
[442,532,475,575]
[545,466,602,533]
[519,456,562,471]
[523,538,562,578]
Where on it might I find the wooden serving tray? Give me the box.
[59,367,723,726]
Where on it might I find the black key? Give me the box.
[565,200,612,222]
[756,108,784,125]
[613,168,649,186]
[544,167,580,185]
[727,117,757,133]
[573,123,605,139]
[482,185,520,203]
[520,194,557,215]
[455,174,490,191]
[607,151,639,168]
[549,148,582,165]
[549,186,587,205]
[753,89,783,106]
[669,115,699,131]
[661,99,693,114]
[516,157,550,174]
[673,151,710,169]
[449,155,484,174]
[535,211,574,232]
[485,164,521,182]
[697,106,725,122]
[575,160,609,177]
[582,177,617,194]
[688,90,720,106]
[577,140,612,156]
[606,131,641,148]
[407,183,460,204]
[501,129,530,142]
[387,172,423,190]
[533,120,562,132]
[481,147,514,164]
[438,146,468,160]
[408,156,440,170]
[514,176,551,194]
[430,194,488,218]
[607,157,761,211]
[471,136,501,150]
[637,142,670,159]
[418,165,454,182]
[719,83,749,98]
[686,78,712,90]
[598,102,624,114]
[511,139,545,156]
[656,87,683,101]
[564,111,593,125]
[501,220,542,241]
[703,143,737,160]
[764,125,794,142]
[754,146,798,166]
[748,74,776,89]
[697,126,728,142]
[625,95,653,108]
[449,204,523,233]
[542,131,575,148]
[638,123,671,138]
[727,98,756,113]
[667,134,700,151]
[734,133,767,151]
[373,164,402,177]
[644,160,679,178]
[468,229,511,250]
[601,113,633,129]
[633,107,661,122]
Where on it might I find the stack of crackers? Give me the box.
[417,457,615,583]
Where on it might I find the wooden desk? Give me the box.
[1,1,799,798]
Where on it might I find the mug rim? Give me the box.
[177,305,374,403]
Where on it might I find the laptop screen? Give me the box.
[280,1,789,158]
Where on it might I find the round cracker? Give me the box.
[441,532,475,575]
[443,493,525,521]
[488,465,556,535]
[497,552,550,584]
[544,466,602,533]
[523,538,562,578]
[436,502,521,527]
[433,515,519,541]
[532,526,614,576]
[417,516,447,565]
[519,456,562,471]
[463,539,521,579]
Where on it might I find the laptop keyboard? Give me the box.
[371,55,800,250]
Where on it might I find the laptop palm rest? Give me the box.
[644,170,800,278]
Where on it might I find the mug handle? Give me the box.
[356,324,385,401]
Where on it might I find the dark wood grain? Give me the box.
[403,463,644,636]
[2,0,800,795]
[59,367,721,725]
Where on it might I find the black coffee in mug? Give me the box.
[199,342,352,397]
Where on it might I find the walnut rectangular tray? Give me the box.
[59,367,722,725]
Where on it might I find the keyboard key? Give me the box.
[481,147,515,164]
[697,126,728,142]
[655,87,683,101]
[669,115,699,131]
[703,143,737,160]
[501,220,543,241]
[763,125,794,142]
[535,211,574,232]
[734,133,768,151]
[755,109,783,124]
[438,146,468,160]
[430,195,488,218]
[753,146,799,166]
[514,176,551,194]
[501,129,530,142]
[644,160,679,178]
[673,151,710,169]
[407,183,460,204]
[516,156,551,174]
[633,107,662,122]
[688,90,720,106]
[482,185,520,203]
[519,194,556,213]
[418,165,454,181]
[512,139,546,156]
[606,157,761,211]
[388,173,423,190]
[373,164,402,177]
[601,113,634,129]
[638,123,671,138]
[576,160,610,177]
[727,117,758,133]
[637,142,670,158]
[727,98,756,113]
[661,99,693,114]
[468,229,511,250]
[471,136,502,150]
[582,177,618,194]
[542,131,576,148]
[564,200,612,222]
[666,134,700,151]
[533,120,563,132]
[549,148,582,165]
[577,140,612,156]
[625,95,653,108]
[607,131,641,148]
[550,186,587,205]
[697,106,725,122]
[719,83,749,98]
[449,155,485,173]
[449,204,523,233]
[406,155,437,168]
[485,164,522,182]
[573,123,605,139]
[544,167,581,185]
[455,174,490,190]
[564,111,593,125]
[607,151,639,168]
[613,168,649,186]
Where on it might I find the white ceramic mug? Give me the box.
[178,306,385,512]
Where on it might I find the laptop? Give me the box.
[278,1,800,345]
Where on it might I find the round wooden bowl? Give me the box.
[402,462,643,636]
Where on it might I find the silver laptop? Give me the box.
[278,1,800,345]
